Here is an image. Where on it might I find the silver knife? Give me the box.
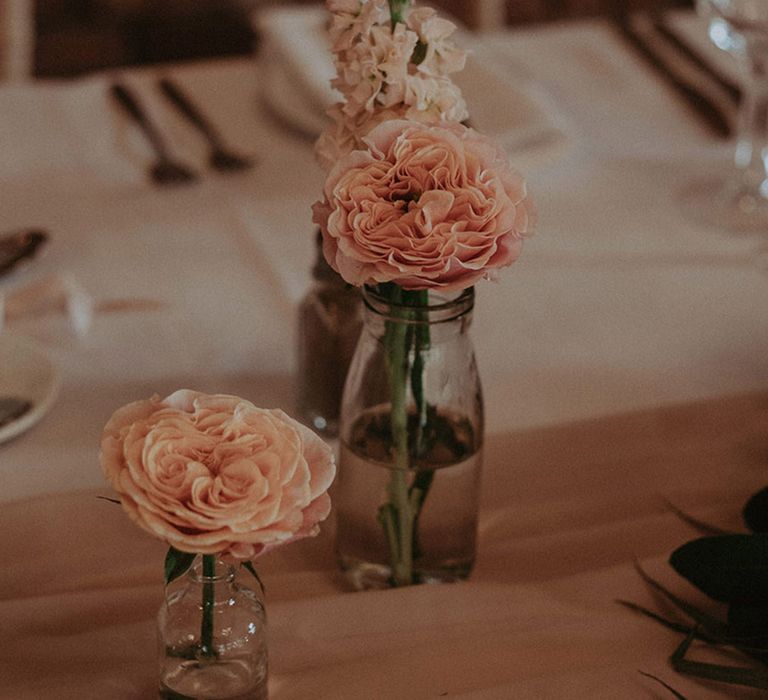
[613,16,732,139]
[652,14,742,106]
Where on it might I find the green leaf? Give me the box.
[670,535,768,604]
[670,630,768,689]
[744,488,768,533]
[638,671,688,699]
[630,564,768,665]
[240,561,266,596]
[617,599,699,637]
[164,547,196,585]
[662,498,732,536]
[618,598,768,658]
[411,40,428,66]
[728,603,768,645]
[634,562,729,635]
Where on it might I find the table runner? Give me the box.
[2,391,766,698]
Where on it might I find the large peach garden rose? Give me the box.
[312,119,535,291]
[100,390,335,561]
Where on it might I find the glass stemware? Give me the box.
[690,0,768,233]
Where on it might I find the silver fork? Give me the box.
[110,83,198,186]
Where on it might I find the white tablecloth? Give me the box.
[1,12,767,699]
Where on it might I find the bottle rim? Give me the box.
[362,285,474,324]
[186,556,237,583]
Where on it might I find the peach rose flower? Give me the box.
[100,390,335,560]
[312,120,535,291]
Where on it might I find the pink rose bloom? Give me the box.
[100,390,335,561]
[316,105,409,172]
[312,120,535,291]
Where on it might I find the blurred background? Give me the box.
[4,0,693,80]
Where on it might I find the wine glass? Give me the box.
[688,0,768,233]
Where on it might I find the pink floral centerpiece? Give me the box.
[299,0,473,438]
[100,390,335,696]
[313,0,534,588]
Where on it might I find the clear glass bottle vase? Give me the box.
[335,285,484,589]
[296,231,363,437]
[157,556,268,700]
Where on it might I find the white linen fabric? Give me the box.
[1,392,766,699]
[0,14,767,699]
[256,4,570,170]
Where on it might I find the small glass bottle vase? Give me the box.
[157,556,268,700]
[335,286,484,589]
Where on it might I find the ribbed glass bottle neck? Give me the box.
[362,286,474,326]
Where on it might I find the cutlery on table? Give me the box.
[613,15,733,139]
[651,14,742,106]
[259,94,318,144]
[158,78,254,173]
[109,83,198,186]
[0,397,32,429]
[0,229,47,277]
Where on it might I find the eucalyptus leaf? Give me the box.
[744,488,768,533]
[670,631,768,689]
[241,561,266,596]
[670,535,768,604]
[164,547,196,585]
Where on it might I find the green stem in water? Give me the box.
[376,284,437,586]
[382,285,414,586]
[200,554,216,658]
[406,290,432,560]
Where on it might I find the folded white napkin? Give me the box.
[256,5,569,170]
[0,77,144,187]
[2,273,94,336]
[237,199,317,304]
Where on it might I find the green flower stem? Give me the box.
[407,291,432,559]
[200,554,216,658]
[383,289,414,586]
[377,285,434,586]
[388,0,411,28]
